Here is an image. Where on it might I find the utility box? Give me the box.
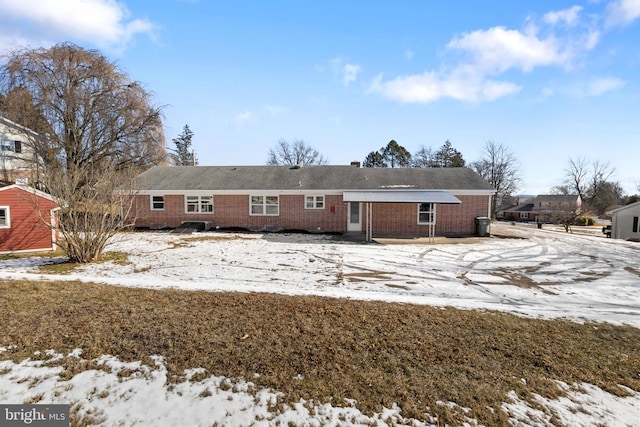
[475,217,491,237]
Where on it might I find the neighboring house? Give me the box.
[0,117,40,185]
[131,165,494,240]
[0,184,59,254]
[500,195,581,223]
[607,202,640,240]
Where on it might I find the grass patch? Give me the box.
[0,248,66,261]
[36,251,129,274]
[0,279,638,426]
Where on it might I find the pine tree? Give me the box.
[363,150,387,167]
[381,140,411,167]
[171,124,197,166]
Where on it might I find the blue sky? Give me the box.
[1,0,639,195]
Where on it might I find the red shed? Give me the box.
[0,184,60,254]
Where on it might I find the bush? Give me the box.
[574,216,595,226]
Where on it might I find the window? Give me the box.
[0,140,21,153]
[251,195,279,215]
[633,216,639,233]
[418,203,435,224]
[151,195,165,211]
[519,212,529,219]
[185,195,213,213]
[305,195,324,209]
[0,207,9,228]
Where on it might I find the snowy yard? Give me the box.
[3,222,639,326]
[1,222,639,426]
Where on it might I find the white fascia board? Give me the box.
[137,189,344,196]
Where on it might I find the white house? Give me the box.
[0,116,40,185]
[607,201,640,240]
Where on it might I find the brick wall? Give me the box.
[368,195,489,237]
[134,194,348,233]
[133,193,489,237]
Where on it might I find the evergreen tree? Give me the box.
[434,140,465,167]
[171,124,197,166]
[381,140,412,167]
[363,150,387,167]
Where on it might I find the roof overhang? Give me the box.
[342,190,461,204]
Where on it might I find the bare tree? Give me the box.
[1,42,166,172]
[267,139,327,165]
[564,157,590,202]
[39,162,138,263]
[469,141,521,218]
[563,157,619,215]
[548,201,582,233]
[412,145,437,168]
[1,42,165,262]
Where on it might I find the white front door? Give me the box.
[347,202,362,232]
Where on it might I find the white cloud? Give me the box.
[368,70,521,103]
[543,6,583,26]
[585,76,626,96]
[330,57,362,87]
[605,0,640,27]
[342,63,362,87]
[0,0,156,52]
[560,76,627,98]
[447,26,572,73]
[369,8,606,104]
[233,111,254,128]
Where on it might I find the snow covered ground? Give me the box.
[1,222,639,426]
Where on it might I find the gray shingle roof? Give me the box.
[134,165,494,192]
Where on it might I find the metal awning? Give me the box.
[342,190,461,204]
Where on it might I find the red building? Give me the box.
[131,165,494,240]
[0,185,60,253]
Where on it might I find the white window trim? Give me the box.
[0,206,10,228]
[417,203,435,225]
[519,212,529,219]
[250,195,279,216]
[150,195,165,211]
[185,195,213,214]
[305,195,325,209]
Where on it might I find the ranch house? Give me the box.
[131,164,494,240]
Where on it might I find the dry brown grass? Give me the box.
[1,279,638,426]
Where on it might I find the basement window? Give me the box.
[0,206,9,228]
[305,195,325,209]
[151,195,165,211]
[418,203,435,224]
[251,195,279,216]
[185,195,213,213]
